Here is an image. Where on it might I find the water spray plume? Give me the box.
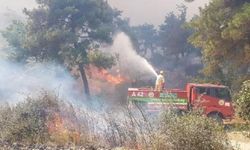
[143,59,158,77]
[110,32,157,79]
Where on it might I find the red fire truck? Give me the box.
[127,83,234,122]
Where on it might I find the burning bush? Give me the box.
[0,91,137,148]
[0,92,84,145]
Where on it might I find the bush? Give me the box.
[152,112,233,150]
[0,93,55,144]
[0,92,82,145]
[236,80,250,120]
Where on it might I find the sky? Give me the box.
[0,0,37,29]
[0,0,209,28]
[108,0,209,26]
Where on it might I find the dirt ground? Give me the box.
[228,132,250,150]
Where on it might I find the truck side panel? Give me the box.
[128,88,188,112]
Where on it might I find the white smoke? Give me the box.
[0,32,157,105]
[0,60,79,104]
[109,32,157,80]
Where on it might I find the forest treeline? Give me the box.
[1,0,250,94]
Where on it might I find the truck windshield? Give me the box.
[196,87,231,101]
[212,88,231,101]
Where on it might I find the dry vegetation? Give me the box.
[0,92,234,150]
[155,112,232,150]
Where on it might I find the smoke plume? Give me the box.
[0,60,79,104]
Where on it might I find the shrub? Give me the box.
[0,92,82,145]
[236,80,250,120]
[152,112,233,150]
[0,93,56,144]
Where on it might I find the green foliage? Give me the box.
[3,0,120,67]
[189,0,250,88]
[2,0,120,66]
[236,80,250,120]
[131,24,158,57]
[190,76,221,84]
[159,5,198,59]
[1,21,25,48]
[88,50,116,69]
[22,0,119,65]
[1,21,28,61]
[156,5,202,86]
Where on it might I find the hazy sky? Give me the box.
[108,0,209,25]
[0,0,37,29]
[0,0,209,28]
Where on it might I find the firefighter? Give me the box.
[155,70,165,92]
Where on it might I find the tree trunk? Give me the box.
[78,63,90,98]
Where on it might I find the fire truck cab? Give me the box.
[186,83,234,120]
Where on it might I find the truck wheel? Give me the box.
[207,112,223,124]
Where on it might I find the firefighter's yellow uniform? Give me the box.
[155,71,165,92]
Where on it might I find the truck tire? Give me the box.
[207,112,223,124]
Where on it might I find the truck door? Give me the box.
[203,87,233,117]
[187,86,205,110]
[193,87,223,108]
[202,87,231,108]
[202,88,219,107]
[191,87,207,108]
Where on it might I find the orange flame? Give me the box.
[98,69,125,85]
[47,113,65,133]
[88,66,126,85]
[47,113,80,144]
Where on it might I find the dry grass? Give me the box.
[0,91,235,149]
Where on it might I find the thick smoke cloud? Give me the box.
[0,60,79,104]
